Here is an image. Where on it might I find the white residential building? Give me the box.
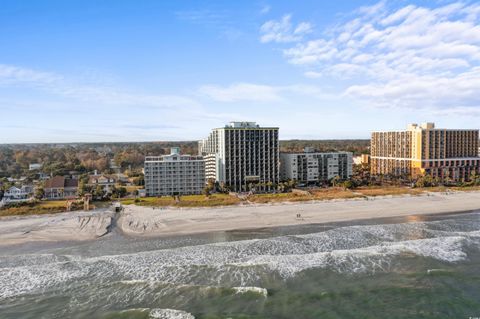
[1,186,33,205]
[144,148,205,196]
[199,121,279,192]
[280,149,353,184]
[29,163,42,171]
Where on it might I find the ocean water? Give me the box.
[0,212,479,319]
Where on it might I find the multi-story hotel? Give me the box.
[144,147,205,196]
[371,123,480,181]
[199,121,279,192]
[280,148,353,184]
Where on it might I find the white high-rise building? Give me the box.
[280,149,353,184]
[144,148,205,196]
[199,121,279,192]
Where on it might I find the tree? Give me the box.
[415,174,436,188]
[94,185,106,200]
[34,186,44,200]
[342,180,355,190]
[203,178,215,197]
[77,180,89,197]
[112,186,127,198]
[470,170,480,186]
[330,175,341,187]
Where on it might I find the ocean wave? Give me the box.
[149,308,195,319]
[1,217,479,300]
[233,286,268,297]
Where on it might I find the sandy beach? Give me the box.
[1,191,480,246]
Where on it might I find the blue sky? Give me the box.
[1,0,480,143]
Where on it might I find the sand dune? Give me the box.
[0,210,113,246]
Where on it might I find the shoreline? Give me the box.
[118,191,480,238]
[1,191,480,247]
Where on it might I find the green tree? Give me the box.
[94,185,106,200]
[342,180,355,190]
[34,186,45,200]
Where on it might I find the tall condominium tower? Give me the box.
[371,123,479,181]
[199,121,279,192]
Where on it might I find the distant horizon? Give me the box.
[0,137,373,146]
[2,0,480,143]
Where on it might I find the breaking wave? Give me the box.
[0,214,479,301]
[149,308,195,319]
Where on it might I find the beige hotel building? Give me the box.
[371,123,480,181]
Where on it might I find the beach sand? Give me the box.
[1,191,480,246]
[0,210,113,246]
[119,191,480,237]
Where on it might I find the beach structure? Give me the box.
[371,123,480,181]
[199,121,279,192]
[280,148,353,184]
[144,147,205,196]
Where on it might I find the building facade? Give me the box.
[280,149,353,184]
[88,174,117,194]
[371,123,480,181]
[144,148,205,196]
[44,176,79,199]
[1,186,33,205]
[199,121,279,192]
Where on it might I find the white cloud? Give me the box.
[260,5,271,15]
[268,2,480,112]
[260,14,313,43]
[0,64,200,109]
[0,64,61,85]
[199,83,282,102]
[198,82,335,102]
[304,71,322,78]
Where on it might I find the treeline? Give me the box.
[280,139,370,155]
[0,142,198,178]
[0,140,370,178]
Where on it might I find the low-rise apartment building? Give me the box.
[280,149,353,184]
[144,148,205,196]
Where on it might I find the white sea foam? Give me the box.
[233,286,268,297]
[0,217,479,300]
[150,308,195,319]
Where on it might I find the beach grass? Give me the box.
[354,187,425,197]
[120,193,241,208]
[0,200,72,217]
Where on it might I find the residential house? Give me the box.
[44,176,79,200]
[1,186,33,205]
[29,163,43,171]
[88,174,116,194]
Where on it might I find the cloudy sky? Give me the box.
[1,0,480,143]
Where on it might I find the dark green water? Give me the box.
[0,212,479,319]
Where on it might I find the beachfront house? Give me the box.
[44,176,79,200]
[1,185,33,204]
[88,174,117,194]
